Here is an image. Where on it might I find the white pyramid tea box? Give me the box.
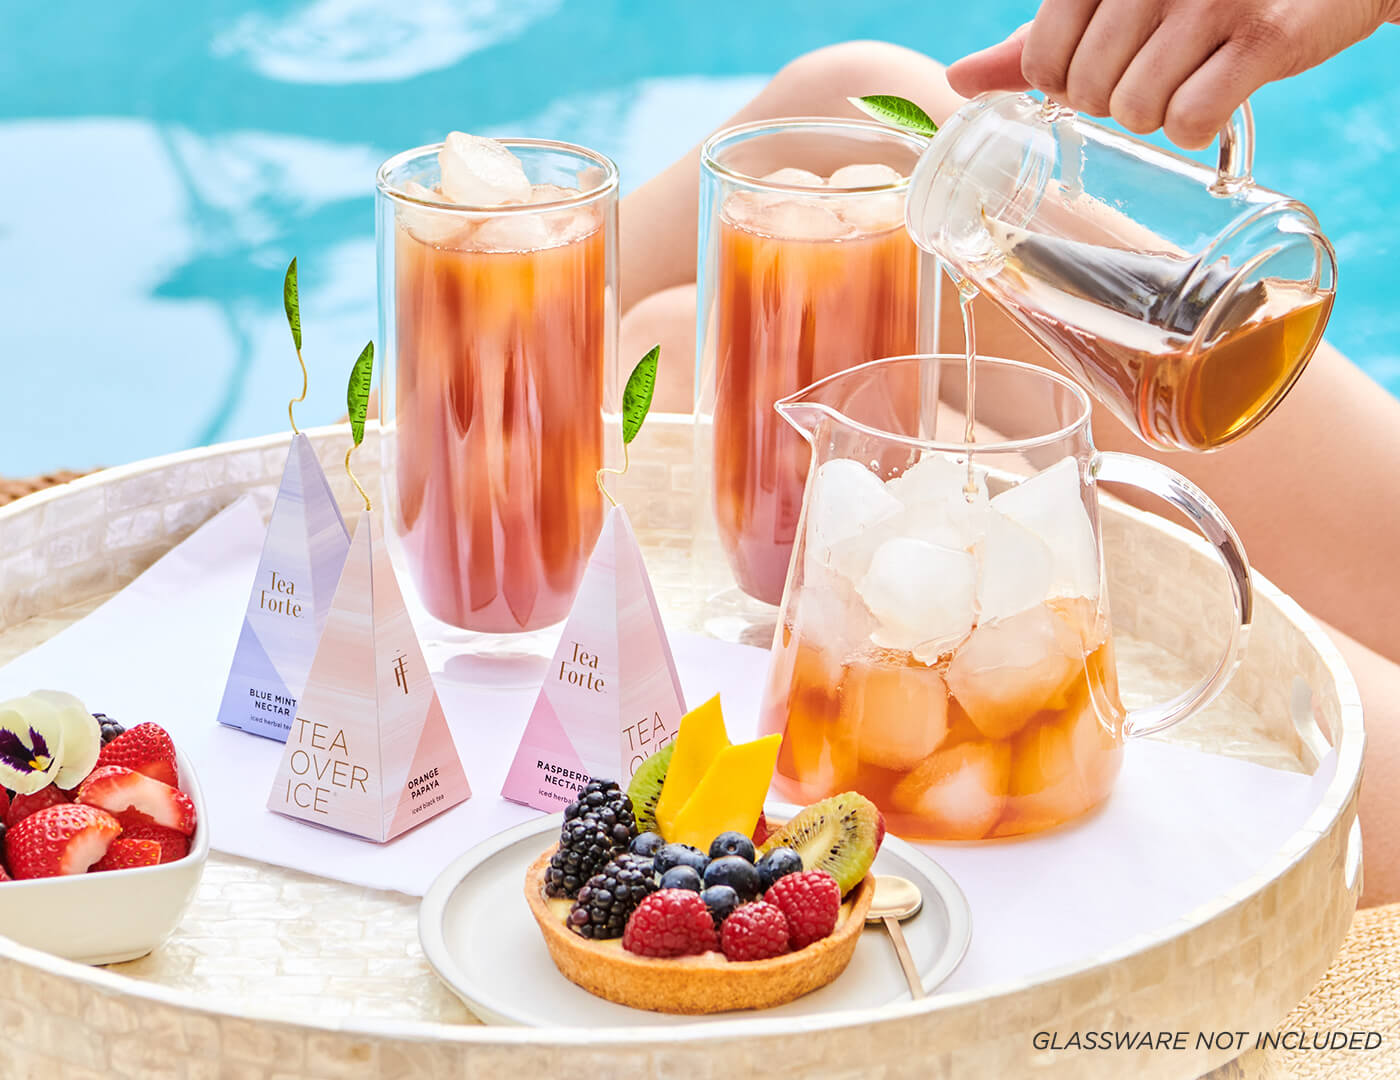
[268,342,471,841]
[267,510,472,841]
[216,433,350,740]
[217,258,352,741]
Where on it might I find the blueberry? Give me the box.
[654,843,708,876]
[630,831,665,857]
[756,847,803,892]
[701,884,740,927]
[703,855,761,901]
[708,831,756,862]
[659,865,703,892]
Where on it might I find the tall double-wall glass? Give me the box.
[696,118,936,611]
[376,141,619,646]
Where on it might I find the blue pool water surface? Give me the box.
[2,3,1396,475]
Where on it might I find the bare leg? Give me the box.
[1324,624,1400,907]
[620,41,966,311]
[619,40,1400,902]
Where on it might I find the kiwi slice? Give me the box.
[626,741,675,835]
[760,792,883,896]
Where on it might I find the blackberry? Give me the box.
[93,713,125,746]
[543,778,640,899]
[567,853,658,939]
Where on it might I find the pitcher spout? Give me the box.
[774,391,836,446]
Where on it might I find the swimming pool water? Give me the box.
[2,2,1395,474]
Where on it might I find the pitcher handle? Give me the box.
[1092,452,1253,738]
[1210,100,1255,195]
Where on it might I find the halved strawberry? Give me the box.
[91,837,162,872]
[75,766,196,836]
[120,821,190,864]
[94,723,178,788]
[5,803,121,878]
[6,783,71,828]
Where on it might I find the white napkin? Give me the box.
[0,497,1330,993]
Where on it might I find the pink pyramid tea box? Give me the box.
[502,504,687,811]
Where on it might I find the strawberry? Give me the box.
[765,869,841,949]
[94,723,178,788]
[0,787,8,822]
[751,811,770,847]
[720,901,790,961]
[91,837,162,872]
[5,803,120,878]
[621,889,717,958]
[0,865,10,882]
[76,766,197,836]
[119,821,190,864]
[6,783,71,828]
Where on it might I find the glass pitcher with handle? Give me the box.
[903,93,1336,451]
[757,353,1252,841]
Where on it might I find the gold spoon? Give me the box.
[865,875,925,999]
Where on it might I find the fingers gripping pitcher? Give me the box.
[758,356,1253,841]
[904,94,1336,451]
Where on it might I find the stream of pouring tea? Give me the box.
[955,272,979,499]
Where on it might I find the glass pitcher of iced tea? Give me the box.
[758,354,1253,841]
[904,94,1336,451]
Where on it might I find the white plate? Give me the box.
[419,808,972,1026]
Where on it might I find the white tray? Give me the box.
[0,421,1364,1080]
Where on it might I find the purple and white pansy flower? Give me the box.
[0,695,66,795]
[29,690,101,789]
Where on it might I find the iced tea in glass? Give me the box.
[376,138,618,635]
[697,119,934,607]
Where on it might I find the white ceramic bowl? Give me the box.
[0,746,209,964]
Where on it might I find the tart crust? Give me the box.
[524,848,875,1014]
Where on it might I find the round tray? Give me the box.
[0,420,1363,1079]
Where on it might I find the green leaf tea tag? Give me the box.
[283,258,302,352]
[848,95,938,137]
[347,342,374,447]
[621,345,660,445]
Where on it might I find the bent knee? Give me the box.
[775,40,947,95]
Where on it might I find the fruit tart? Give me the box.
[524,697,885,1014]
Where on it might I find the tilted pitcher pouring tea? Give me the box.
[902,93,1336,451]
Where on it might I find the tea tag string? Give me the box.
[284,258,307,434]
[597,345,660,508]
[345,342,375,511]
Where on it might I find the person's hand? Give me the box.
[947,0,1400,149]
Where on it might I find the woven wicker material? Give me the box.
[0,468,99,506]
[1202,905,1400,1079]
[1247,903,1400,1079]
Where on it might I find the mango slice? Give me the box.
[654,694,730,838]
[668,734,782,850]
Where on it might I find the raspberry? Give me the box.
[621,889,717,958]
[764,869,840,949]
[720,901,790,962]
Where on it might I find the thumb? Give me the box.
[947,22,1033,96]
